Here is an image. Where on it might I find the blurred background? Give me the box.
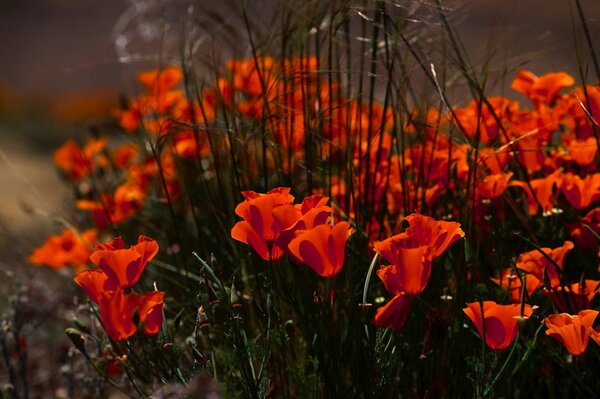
[0,0,599,396]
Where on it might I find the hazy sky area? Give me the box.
[0,0,599,100]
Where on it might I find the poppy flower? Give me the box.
[29,228,97,271]
[511,70,574,107]
[89,235,159,290]
[490,269,543,303]
[372,293,411,332]
[272,195,331,251]
[374,243,433,295]
[544,280,600,313]
[54,138,107,180]
[477,172,513,199]
[287,221,353,277]
[402,213,465,258]
[510,170,562,215]
[516,241,574,287]
[463,301,533,350]
[545,310,599,356]
[137,66,183,93]
[98,289,165,341]
[565,137,598,166]
[74,269,109,305]
[561,173,600,210]
[568,207,600,251]
[231,187,295,260]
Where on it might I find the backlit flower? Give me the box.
[545,310,599,356]
[463,301,533,350]
[89,235,159,290]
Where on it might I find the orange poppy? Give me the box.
[510,170,562,215]
[89,235,159,290]
[463,301,533,350]
[402,213,465,258]
[511,70,574,107]
[231,187,295,260]
[568,207,600,251]
[372,293,411,332]
[98,289,165,341]
[137,66,183,94]
[545,280,600,313]
[375,243,433,295]
[54,138,107,180]
[490,268,542,303]
[477,172,513,199]
[74,269,109,305]
[516,241,574,287]
[29,228,97,271]
[545,310,599,356]
[561,173,600,210]
[287,221,353,277]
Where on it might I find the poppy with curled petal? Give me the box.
[287,221,353,277]
[516,241,574,287]
[463,301,533,350]
[98,289,165,341]
[511,70,574,107]
[403,213,465,258]
[74,269,109,305]
[231,187,295,261]
[545,310,599,356]
[372,293,411,332]
[137,66,182,93]
[89,235,159,290]
[374,240,433,295]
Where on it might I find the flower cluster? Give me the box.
[372,213,464,331]
[74,236,164,341]
[231,187,353,277]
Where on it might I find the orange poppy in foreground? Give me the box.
[99,290,165,341]
[90,235,159,290]
[463,301,533,350]
[287,221,353,277]
[231,187,295,260]
[545,310,599,356]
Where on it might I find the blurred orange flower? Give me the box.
[29,228,97,271]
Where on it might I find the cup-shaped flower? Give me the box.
[375,245,433,296]
[463,301,533,350]
[287,221,353,277]
[490,269,542,303]
[74,269,109,305]
[545,310,599,356]
[98,289,165,341]
[231,187,295,261]
[373,293,411,332]
[89,235,159,290]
